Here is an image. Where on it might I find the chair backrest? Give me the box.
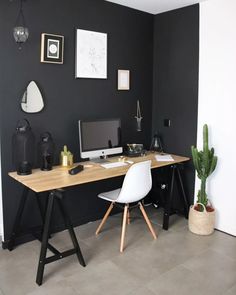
[116,160,152,203]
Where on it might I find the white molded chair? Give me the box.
[95,160,157,252]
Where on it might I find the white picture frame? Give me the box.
[75,29,107,79]
[118,70,130,90]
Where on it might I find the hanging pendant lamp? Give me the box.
[13,0,29,49]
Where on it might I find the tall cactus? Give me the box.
[191,124,217,208]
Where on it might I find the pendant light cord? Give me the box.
[14,0,26,27]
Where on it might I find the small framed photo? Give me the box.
[118,70,130,90]
[40,33,64,64]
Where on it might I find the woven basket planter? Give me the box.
[188,203,215,235]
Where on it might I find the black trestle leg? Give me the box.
[163,165,176,230]
[35,193,52,240]
[36,192,55,286]
[35,193,45,222]
[176,166,190,218]
[56,197,86,267]
[7,187,29,251]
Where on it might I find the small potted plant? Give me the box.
[189,124,217,235]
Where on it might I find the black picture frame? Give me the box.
[40,33,64,64]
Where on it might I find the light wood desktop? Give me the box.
[9,152,189,193]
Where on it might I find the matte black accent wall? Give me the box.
[0,0,153,241]
[152,5,199,205]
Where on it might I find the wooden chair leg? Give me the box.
[120,204,128,252]
[127,208,130,224]
[139,202,157,240]
[96,203,114,235]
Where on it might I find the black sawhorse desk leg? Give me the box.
[5,187,86,286]
[56,195,86,267]
[36,190,86,286]
[163,164,189,230]
[7,187,30,251]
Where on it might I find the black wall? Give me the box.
[152,5,199,205]
[0,0,154,241]
[0,1,200,242]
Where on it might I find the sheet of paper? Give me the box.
[155,154,174,162]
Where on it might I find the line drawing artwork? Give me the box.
[76,29,107,79]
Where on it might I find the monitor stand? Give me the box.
[90,156,109,163]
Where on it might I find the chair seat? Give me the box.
[98,188,121,202]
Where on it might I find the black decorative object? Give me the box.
[12,119,35,175]
[135,100,142,131]
[150,134,163,153]
[38,132,55,171]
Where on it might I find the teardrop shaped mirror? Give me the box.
[21,81,44,113]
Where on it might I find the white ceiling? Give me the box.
[105,0,207,14]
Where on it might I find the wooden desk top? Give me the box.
[9,153,189,193]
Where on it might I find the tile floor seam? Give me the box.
[146,263,229,295]
[177,246,213,269]
[179,249,236,295]
[180,263,235,295]
[179,248,214,272]
[192,247,236,264]
[209,247,236,263]
[142,282,159,295]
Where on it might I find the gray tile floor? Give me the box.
[0,206,236,295]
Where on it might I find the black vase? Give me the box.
[38,132,55,171]
[12,119,35,175]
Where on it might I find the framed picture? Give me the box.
[75,29,107,79]
[118,70,130,90]
[40,33,64,64]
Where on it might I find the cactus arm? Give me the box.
[202,124,210,177]
[207,148,215,175]
[191,146,201,176]
[208,156,217,176]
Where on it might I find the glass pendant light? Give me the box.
[13,0,29,49]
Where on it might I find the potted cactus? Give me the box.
[189,124,217,235]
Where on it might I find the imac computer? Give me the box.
[78,119,123,162]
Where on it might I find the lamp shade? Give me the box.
[13,26,29,44]
[150,134,163,153]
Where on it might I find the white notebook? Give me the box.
[155,154,174,162]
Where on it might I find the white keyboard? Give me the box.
[100,162,128,169]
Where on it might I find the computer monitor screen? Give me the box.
[78,119,123,161]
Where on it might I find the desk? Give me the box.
[9,153,189,192]
[7,152,189,285]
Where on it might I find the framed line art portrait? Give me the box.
[40,33,64,64]
[75,29,107,79]
[118,70,130,90]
